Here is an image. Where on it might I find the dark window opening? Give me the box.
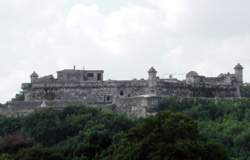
[104,95,112,102]
[128,94,131,97]
[106,96,111,101]
[120,90,124,96]
[87,73,94,77]
[97,73,102,81]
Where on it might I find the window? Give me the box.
[106,96,110,101]
[105,95,112,102]
[97,73,102,81]
[87,73,94,77]
[120,90,124,96]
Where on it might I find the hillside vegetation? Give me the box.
[1,97,250,159]
[0,104,227,160]
[159,97,250,160]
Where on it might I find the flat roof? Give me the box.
[57,69,104,73]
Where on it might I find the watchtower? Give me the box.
[30,71,39,83]
[148,67,157,88]
[234,63,243,84]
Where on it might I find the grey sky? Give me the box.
[0,0,250,103]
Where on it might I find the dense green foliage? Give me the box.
[0,106,135,160]
[241,85,250,98]
[3,96,250,159]
[100,112,228,160]
[0,105,228,160]
[159,97,250,160]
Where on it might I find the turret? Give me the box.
[30,71,39,83]
[234,63,243,84]
[186,71,199,85]
[148,67,157,88]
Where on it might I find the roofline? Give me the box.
[57,70,104,73]
[234,64,243,69]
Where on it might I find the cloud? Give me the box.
[0,0,250,103]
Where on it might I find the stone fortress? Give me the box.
[6,64,244,117]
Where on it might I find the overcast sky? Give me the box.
[0,0,250,103]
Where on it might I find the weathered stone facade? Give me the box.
[6,64,244,117]
[115,95,160,117]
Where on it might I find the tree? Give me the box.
[103,112,229,160]
[0,154,13,160]
[0,135,33,154]
[15,146,65,160]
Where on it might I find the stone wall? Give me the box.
[115,95,160,117]
[3,95,245,118]
[5,100,83,116]
[4,100,114,116]
[157,81,192,97]
[190,84,240,97]
[23,80,149,103]
[4,96,160,117]
[23,79,240,105]
[156,81,240,98]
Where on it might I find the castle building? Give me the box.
[20,64,243,103]
[6,64,243,117]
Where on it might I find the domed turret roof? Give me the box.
[186,71,199,77]
[234,63,243,69]
[30,71,39,77]
[148,67,157,73]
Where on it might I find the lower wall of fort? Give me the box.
[24,84,149,104]
[24,82,240,104]
[2,94,245,117]
[114,96,160,117]
[4,80,241,117]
